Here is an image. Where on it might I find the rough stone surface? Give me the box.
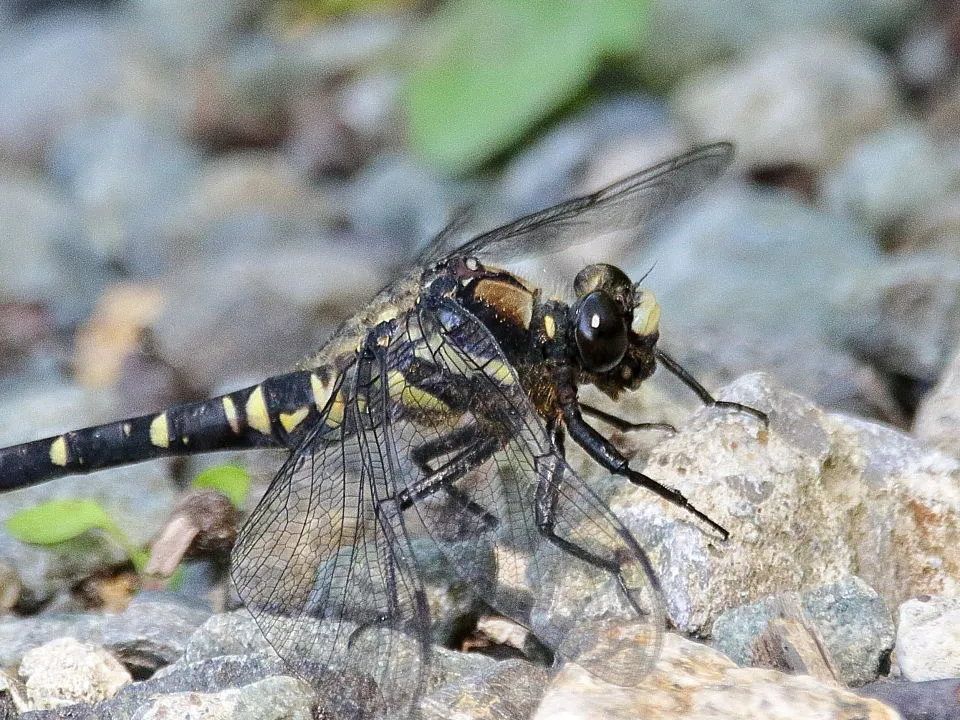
[711,575,895,686]
[19,637,131,710]
[533,632,900,720]
[594,373,960,636]
[895,595,960,681]
[127,675,315,720]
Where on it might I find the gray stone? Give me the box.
[640,0,922,84]
[673,33,899,170]
[421,659,548,720]
[605,186,892,418]
[0,13,171,163]
[823,125,956,233]
[711,576,895,686]
[830,252,960,383]
[914,336,960,459]
[0,167,103,327]
[151,235,387,391]
[129,675,315,720]
[896,595,960,681]
[0,598,211,670]
[46,114,201,277]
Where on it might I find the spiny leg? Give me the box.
[655,348,768,425]
[580,404,675,434]
[399,429,502,531]
[562,402,728,540]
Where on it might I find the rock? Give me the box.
[46,114,200,276]
[673,33,899,171]
[421,659,548,720]
[0,12,172,164]
[830,251,960,384]
[607,186,894,418]
[19,637,130,710]
[895,595,960,681]
[914,337,960,458]
[858,677,960,720]
[151,235,388,391]
[711,576,895,686]
[0,597,211,673]
[598,373,960,636]
[0,166,102,328]
[640,0,922,84]
[124,675,315,720]
[822,126,956,234]
[164,151,339,265]
[533,632,900,720]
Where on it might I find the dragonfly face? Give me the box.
[0,142,766,719]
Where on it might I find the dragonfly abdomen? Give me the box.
[0,367,344,491]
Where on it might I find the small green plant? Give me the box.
[403,0,649,172]
[5,464,251,579]
[191,464,251,508]
[6,498,150,572]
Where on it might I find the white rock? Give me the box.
[896,595,960,681]
[19,636,130,710]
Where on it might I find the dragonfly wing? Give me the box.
[231,366,430,720]
[444,143,732,263]
[377,296,665,685]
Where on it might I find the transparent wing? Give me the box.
[376,296,665,684]
[231,369,429,720]
[425,142,733,264]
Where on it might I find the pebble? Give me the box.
[895,595,960,681]
[822,125,956,234]
[672,32,899,170]
[711,575,895,686]
[598,372,960,636]
[19,637,130,710]
[913,336,960,458]
[830,251,960,384]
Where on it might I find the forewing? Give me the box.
[428,142,732,263]
[231,369,429,720]
[380,296,665,684]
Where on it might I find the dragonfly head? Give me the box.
[572,264,661,396]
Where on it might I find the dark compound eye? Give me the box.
[574,291,628,373]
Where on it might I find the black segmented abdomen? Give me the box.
[0,367,343,491]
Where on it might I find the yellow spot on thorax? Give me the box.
[326,392,345,428]
[387,370,449,413]
[544,314,556,339]
[49,436,68,467]
[245,386,271,435]
[150,414,170,448]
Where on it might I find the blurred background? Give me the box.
[0,0,957,609]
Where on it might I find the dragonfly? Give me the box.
[0,142,764,718]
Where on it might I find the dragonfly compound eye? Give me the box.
[574,291,628,373]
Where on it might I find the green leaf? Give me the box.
[403,0,649,172]
[192,465,251,508]
[6,499,120,545]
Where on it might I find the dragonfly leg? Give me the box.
[533,431,619,574]
[579,404,675,434]
[655,348,768,425]
[561,399,729,540]
[399,429,501,531]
